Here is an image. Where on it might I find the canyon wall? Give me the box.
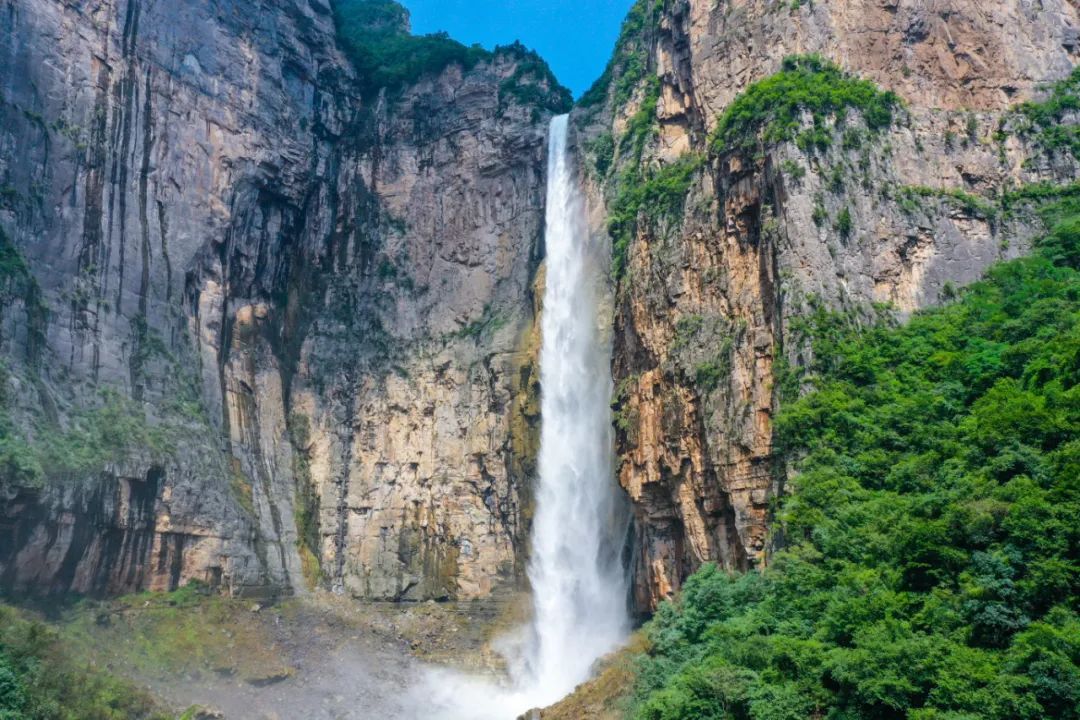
[572,0,1080,611]
[2,0,1078,612]
[0,0,556,600]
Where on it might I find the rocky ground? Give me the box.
[21,588,529,720]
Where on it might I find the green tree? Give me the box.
[629,205,1080,719]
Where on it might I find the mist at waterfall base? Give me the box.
[406,115,631,719]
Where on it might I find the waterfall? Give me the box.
[415,114,629,719]
[523,113,630,705]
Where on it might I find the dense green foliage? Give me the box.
[710,55,900,155]
[332,1,570,110]
[630,213,1080,719]
[497,42,573,114]
[0,606,166,720]
[1014,65,1080,159]
[333,0,488,94]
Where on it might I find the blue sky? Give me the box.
[401,0,633,97]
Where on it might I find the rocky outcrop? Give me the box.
[0,0,555,600]
[575,0,1080,611]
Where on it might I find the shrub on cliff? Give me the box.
[608,153,703,279]
[630,211,1080,719]
[710,55,900,155]
[1013,65,1080,159]
[333,0,488,93]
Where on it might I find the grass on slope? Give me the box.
[629,214,1080,719]
[0,605,168,720]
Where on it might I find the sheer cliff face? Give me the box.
[3,0,1077,613]
[0,0,550,600]
[675,0,1079,116]
[576,0,1080,611]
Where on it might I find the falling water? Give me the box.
[415,114,629,719]
[522,113,630,705]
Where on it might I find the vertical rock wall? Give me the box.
[4,0,1076,610]
[0,0,555,601]
[575,0,1080,611]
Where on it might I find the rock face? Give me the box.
[1,0,1077,612]
[676,0,1079,116]
[0,0,554,600]
[573,0,1080,611]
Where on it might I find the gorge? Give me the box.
[1,0,1079,718]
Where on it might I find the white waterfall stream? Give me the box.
[416,114,629,719]
[523,113,630,705]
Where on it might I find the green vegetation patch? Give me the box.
[618,76,661,163]
[0,232,50,490]
[497,41,573,114]
[710,55,900,155]
[288,412,323,588]
[629,212,1080,719]
[834,206,853,238]
[333,0,570,109]
[587,132,616,177]
[1001,181,1080,228]
[1,389,181,492]
[898,185,999,220]
[333,0,487,94]
[1012,65,1080,159]
[0,185,19,210]
[56,585,293,686]
[609,154,704,280]
[0,604,168,719]
[577,0,663,109]
[449,302,510,342]
[0,228,40,305]
[2,340,212,493]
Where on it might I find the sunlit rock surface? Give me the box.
[0,0,555,601]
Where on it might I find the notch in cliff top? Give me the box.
[331,0,571,112]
